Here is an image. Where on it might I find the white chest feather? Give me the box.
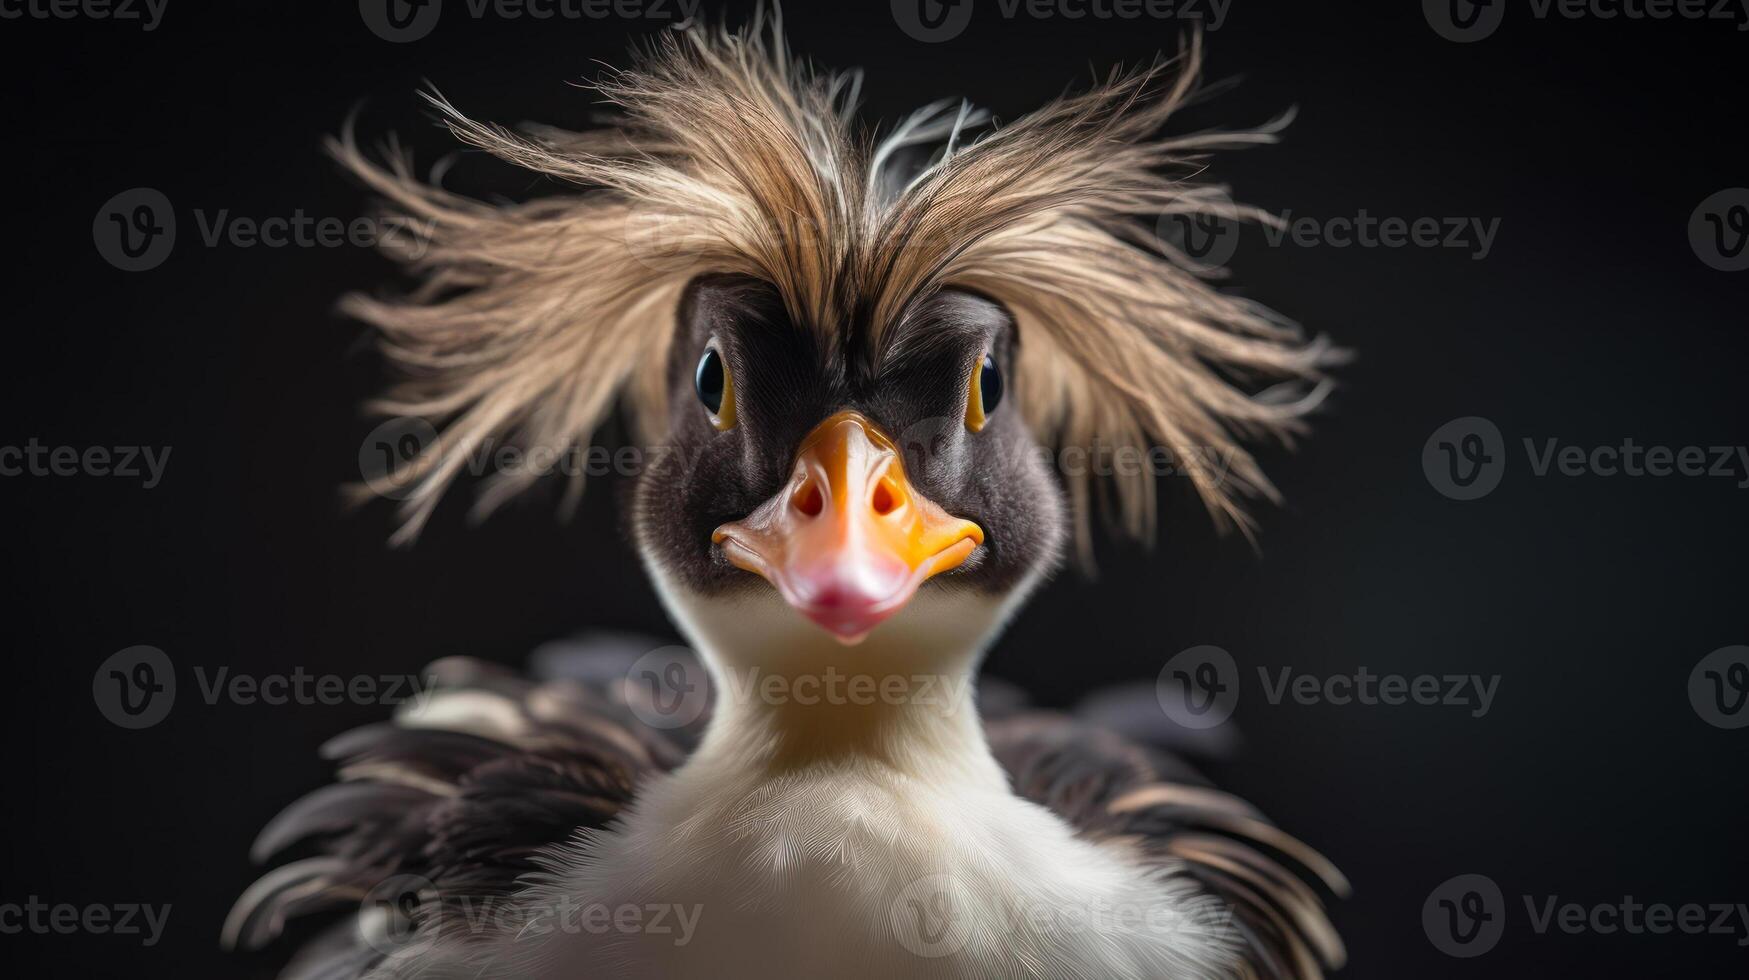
[394,754,1236,979]
[380,588,1238,978]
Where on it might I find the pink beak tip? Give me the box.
[800,601,896,645]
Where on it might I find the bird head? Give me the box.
[341,21,1337,676]
[631,276,1062,665]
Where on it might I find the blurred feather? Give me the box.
[234,643,1342,978]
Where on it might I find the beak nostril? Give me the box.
[792,481,824,518]
[870,480,898,516]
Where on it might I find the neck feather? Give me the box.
[651,582,1023,790]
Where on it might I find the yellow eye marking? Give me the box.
[711,357,737,431]
[964,354,987,433]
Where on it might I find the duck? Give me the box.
[225,15,1346,980]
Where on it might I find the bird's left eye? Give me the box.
[695,346,736,430]
[965,352,1002,432]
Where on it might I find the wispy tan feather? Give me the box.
[334,16,1338,557]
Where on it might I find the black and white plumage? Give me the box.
[228,643,1346,979]
[231,13,1346,978]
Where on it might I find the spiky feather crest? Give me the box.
[333,16,1337,559]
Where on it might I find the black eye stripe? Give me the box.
[695,348,725,415]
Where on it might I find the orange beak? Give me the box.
[711,411,984,644]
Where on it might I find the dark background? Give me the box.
[3,1,1745,976]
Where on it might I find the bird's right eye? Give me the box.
[965,351,1002,432]
[695,346,736,430]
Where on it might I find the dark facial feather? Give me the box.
[635,276,1061,596]
[334,16,1338,562]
